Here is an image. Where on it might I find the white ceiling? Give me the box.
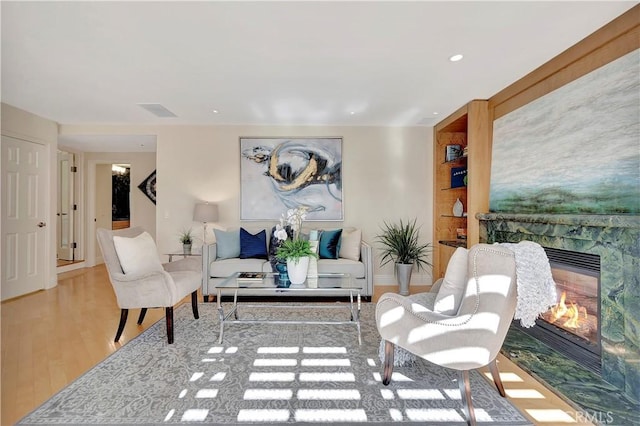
[1,1,636,151]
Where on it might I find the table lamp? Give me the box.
[193,202,218,244]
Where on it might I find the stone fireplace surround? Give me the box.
[478,213,639,406]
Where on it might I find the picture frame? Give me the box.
[138,170,156,204]
[445,144,462,162]
[240,137,343,221]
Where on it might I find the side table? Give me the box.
[166,253,202,262]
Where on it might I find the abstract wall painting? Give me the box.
[138,170,156,205]
[490,49,639,214]
[240,137,343,221]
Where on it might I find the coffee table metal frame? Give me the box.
[214,272,362,345]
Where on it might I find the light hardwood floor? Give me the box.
[1,268,591,425]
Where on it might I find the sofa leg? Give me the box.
[166,307,174,344]
[115,309,128,342]
[489,359,506,397]
[382,340,395,386]
[137,308,147,325]
[458,370,476,426]
[191,291,199,319]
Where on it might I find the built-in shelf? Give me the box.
[440,215,468,218]
[441,186,467,191]
[438,240,467,248]
[442,157,468,165]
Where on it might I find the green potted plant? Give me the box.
[376,218,432,295]
[276,238,318,285]
[179,228,194,255]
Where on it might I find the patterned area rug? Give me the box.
[19,302,531,425]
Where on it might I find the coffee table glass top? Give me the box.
[215,272,360,292]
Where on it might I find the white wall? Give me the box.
[60,124,434,286]
[1,103,59,289]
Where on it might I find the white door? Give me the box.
[57,150,75,261]
[1,135,48,300]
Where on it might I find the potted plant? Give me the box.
[376,218,432,295]
[276,238,317,285]
[179,228,194,255]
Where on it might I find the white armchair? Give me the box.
[97,227,201,344]
[376,243,517,426]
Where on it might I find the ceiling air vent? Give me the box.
[137,103,177,118]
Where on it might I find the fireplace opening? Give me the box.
[515,247,601,374]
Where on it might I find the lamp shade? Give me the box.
[193,203,218,223]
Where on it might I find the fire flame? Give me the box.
[548,291,588,329]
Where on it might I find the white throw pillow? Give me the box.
[339,228,362,261]
[433,247,469,315]
[113,231,164,275]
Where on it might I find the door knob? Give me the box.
[37,222,46,228]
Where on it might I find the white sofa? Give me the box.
[201,227,373,299]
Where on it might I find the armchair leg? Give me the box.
[489,359,506,397]
[166,307,174,344]
[191,290,199,319]
[115,309,128,342]
[137,308,147,325]
[382,340,395,386]
[458,370,476,426]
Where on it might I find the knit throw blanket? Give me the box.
[498,241,557,328]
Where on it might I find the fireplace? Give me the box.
[516,247,601,374]
[477,213,640,404]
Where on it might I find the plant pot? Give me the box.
[287,256,310,285]
[183,244,192,255]
[395,263,413,296]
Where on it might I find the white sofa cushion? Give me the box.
[209,258,269,277]
[433,247,469,315]
[112,231,164,275]
[317,258,365,278]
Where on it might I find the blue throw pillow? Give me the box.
[318,229,342,259]
[213,229,240,259]
[240,228,268,259]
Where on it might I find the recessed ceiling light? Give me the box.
[449,54,463,62]
[350,111,355,115]
[433,112,439,115]
[212,109,219,114]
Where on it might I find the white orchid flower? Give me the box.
[274,224,288,241]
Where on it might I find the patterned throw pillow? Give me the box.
[239,228,268,259]
[268,226,293,271]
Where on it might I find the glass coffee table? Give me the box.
[213,272,362,345]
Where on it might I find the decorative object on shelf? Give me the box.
[450,166,467,188]
[453,198,464,217]
[275,205,318,285]
[240,137,343,221]
[456,228,468,240]
[445,144,463,162]
[179,228,194,255]
[193,202,218,245]
[376,218,432,296]
[137,170,156,204]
